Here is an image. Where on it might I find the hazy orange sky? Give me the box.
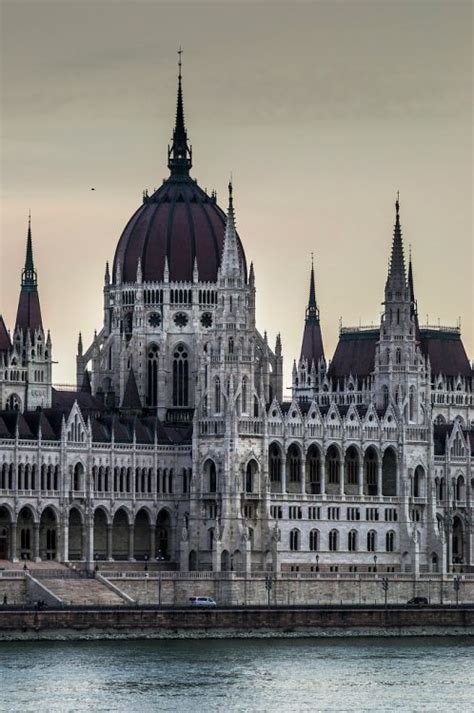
[1,0,472,390]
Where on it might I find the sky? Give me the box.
[0,0,472,390]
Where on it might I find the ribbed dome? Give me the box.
[113,64,246,285]
[113,175,247,284]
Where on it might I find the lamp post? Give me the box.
[265,573,273,606]
[94,552,99,574]
[156,550,165,606]
[144,554,149,572]
[453,576,460,606]
[373,555,377,573]
[381,577,389,608]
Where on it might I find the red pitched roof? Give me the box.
[15,288,43,333]
[420,329,471,378]
[328,330,379,378]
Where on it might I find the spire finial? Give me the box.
[178,46,182,80]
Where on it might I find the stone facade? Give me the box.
[0,70,472,576]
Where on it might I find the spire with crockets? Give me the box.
[299,257,324,364]
[21,211,38,291]
[168,48,192,176]
[15,213,43,333]
[386,194,407,290]
[219,180,242,279]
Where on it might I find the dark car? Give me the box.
[406,596,429,607]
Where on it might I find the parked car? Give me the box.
[189,596,217,607]
[406,597,429,607]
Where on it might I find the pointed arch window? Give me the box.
[173,344,189,407]
[147,344,159,407]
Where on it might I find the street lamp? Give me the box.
[265,573,273,606]
[144,554,149,572]
[381,577,389,607]
[453,576,460,606]
[94,552,99,574]
[315,554,319,573]
[373,555,377,573]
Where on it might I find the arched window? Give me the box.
[413,465,424,498]
[395,348,401,364]
[6,393,21,411]
[456,475,465,501]
[367,530,377,552]
[306,445,321,494]
[288,444,301,483]
[269,443,282,489]
[326,446,340,485]
[386,531,395,552]
[245,460,257,493]
[147,344,159,407]
[364,447,378,496]
[309,529,319,551]
[329,529,338,552]
[73,463,83,491]
[289,529,300,551]
[205,460,217,493]
[345,446,358,486]
[214,377,221,413]
[348,530,357,552]
[173,344,189,407]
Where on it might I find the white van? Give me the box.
[189,596,217,607]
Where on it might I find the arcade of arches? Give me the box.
[0,505,173,563]
[269,443,398,497]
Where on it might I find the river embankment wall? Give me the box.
[0,606,473,640]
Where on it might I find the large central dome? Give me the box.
[113,68,246,284]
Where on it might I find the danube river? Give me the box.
[0,637,472,712]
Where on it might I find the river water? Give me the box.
[0,637,472,712]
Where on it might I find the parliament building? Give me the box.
[0,66,472,575]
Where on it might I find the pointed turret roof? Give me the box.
[121,369,142,410]
[386,196,407,289]
[408,249,421,341]
[299,259,324,364]
[168,48,192,176]
[220,181,242,278]
[15,214,43,333]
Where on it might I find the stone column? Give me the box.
[149,524,156,560]
[281,455,287,494]
[301,458,306,495]
[106,524,113,561]
[377,460,383,497]
[339,461,344,495]
[85,516,94,568]
[61,517,69,562]
[10,522,18,562]
[128,524,135,561]
[320,459,326,495]
[358,461,364,496]
[33,523,40,562]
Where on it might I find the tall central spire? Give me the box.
[168,48,192,176]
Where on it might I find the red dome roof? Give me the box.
[113,175,247,284]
